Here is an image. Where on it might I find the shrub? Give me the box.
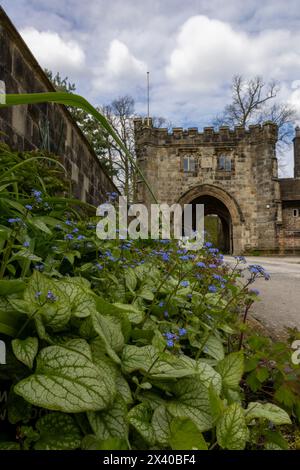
[0,145,298,450]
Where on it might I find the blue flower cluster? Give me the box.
[180,280,189,288]
[99,249,118,263]
[34,263,44,271]
[46,290,57,302]
[212,273,227,289]
[208,285,218,293]
[105,191,118,203]
[32,189,42,203]
[8,218,21,224]
[248,264,270,281]
[196,261,206,268]
[163,327,187,347]
[249,288,260,296]
[58,219,86,242]
[235,255,247,263]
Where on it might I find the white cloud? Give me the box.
[288,81,300,124]
[93,39,147,93]
[106,39,146,77]
[20,27,85,72]
[166,15,300,92]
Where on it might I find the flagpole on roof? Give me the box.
[147,71,150,126]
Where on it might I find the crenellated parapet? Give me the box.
[133,118,278,146]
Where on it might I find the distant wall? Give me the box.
[0,7,118,205]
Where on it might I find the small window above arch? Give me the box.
[218,154,232,171]
[182,155,197,174]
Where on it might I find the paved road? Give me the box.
[224,256,300,336]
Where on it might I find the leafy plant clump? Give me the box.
[0,145,298,451]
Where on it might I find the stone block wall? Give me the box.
[278,179,300,253]
[0,7,118,205]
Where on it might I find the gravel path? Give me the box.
[224,256,300,336]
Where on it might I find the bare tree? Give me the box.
[215,76,277,126]
[152,116,173,131]
[99,96,136,199]
[46,69,170,195]
[100,98,172,199]
[214,75,296,145]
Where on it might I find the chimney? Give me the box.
[293,126,300,178]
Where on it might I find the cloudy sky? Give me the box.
[2,0,300,173]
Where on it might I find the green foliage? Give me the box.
[216,403,249,450]
[44,69,113,174]
[0,144,298,450]
[243,329,300,431]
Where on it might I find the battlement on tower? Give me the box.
[133,118,278,145]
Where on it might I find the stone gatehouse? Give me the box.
[134,118,300,255]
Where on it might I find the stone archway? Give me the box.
[177,184,245,254]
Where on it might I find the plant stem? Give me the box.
[0,237,14,278]
[238,301,254,351]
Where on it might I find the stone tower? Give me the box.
[134,119,281,255]
[293,126,300,178]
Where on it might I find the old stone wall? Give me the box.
[134,118,280,254]
[278,179,300,253]
[0,7,118,205]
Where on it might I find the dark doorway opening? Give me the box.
[188,195,233,254]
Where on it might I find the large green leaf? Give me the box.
[81,435,127,450]
[0,279,26,296]
[7,390,32,424]
[203,335,225,361]
[137,286,154,301]
[122,345,221,391]
[12,337,38,369]
[113,302,144,324]
[151,402,208,450]
[216,403,248,450]
[216,351,244,390]
[115,374,133,405]
[151,405,172,446]
[14,345,115,412]
[127,403,155,446]
[34,413,82,450]
[0,442,20,450]
[95,297,144,327]
[91,311,124,363]
[59,278,96,318]
[90,337,119,373]
[245,402,291,425]
[169,417,208,450]
[27,217,52,234]
[24,271,71,331]
[208,384,224,424]
[122,345,157,374]
[87,394,128,441]
[125,267,137,292]
[0,300,25,336]
[62,338,93,360]
[167,377,213,432]
[11,249,42,263]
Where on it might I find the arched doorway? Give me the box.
[192,195,232,253]
[177,184,244,255]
